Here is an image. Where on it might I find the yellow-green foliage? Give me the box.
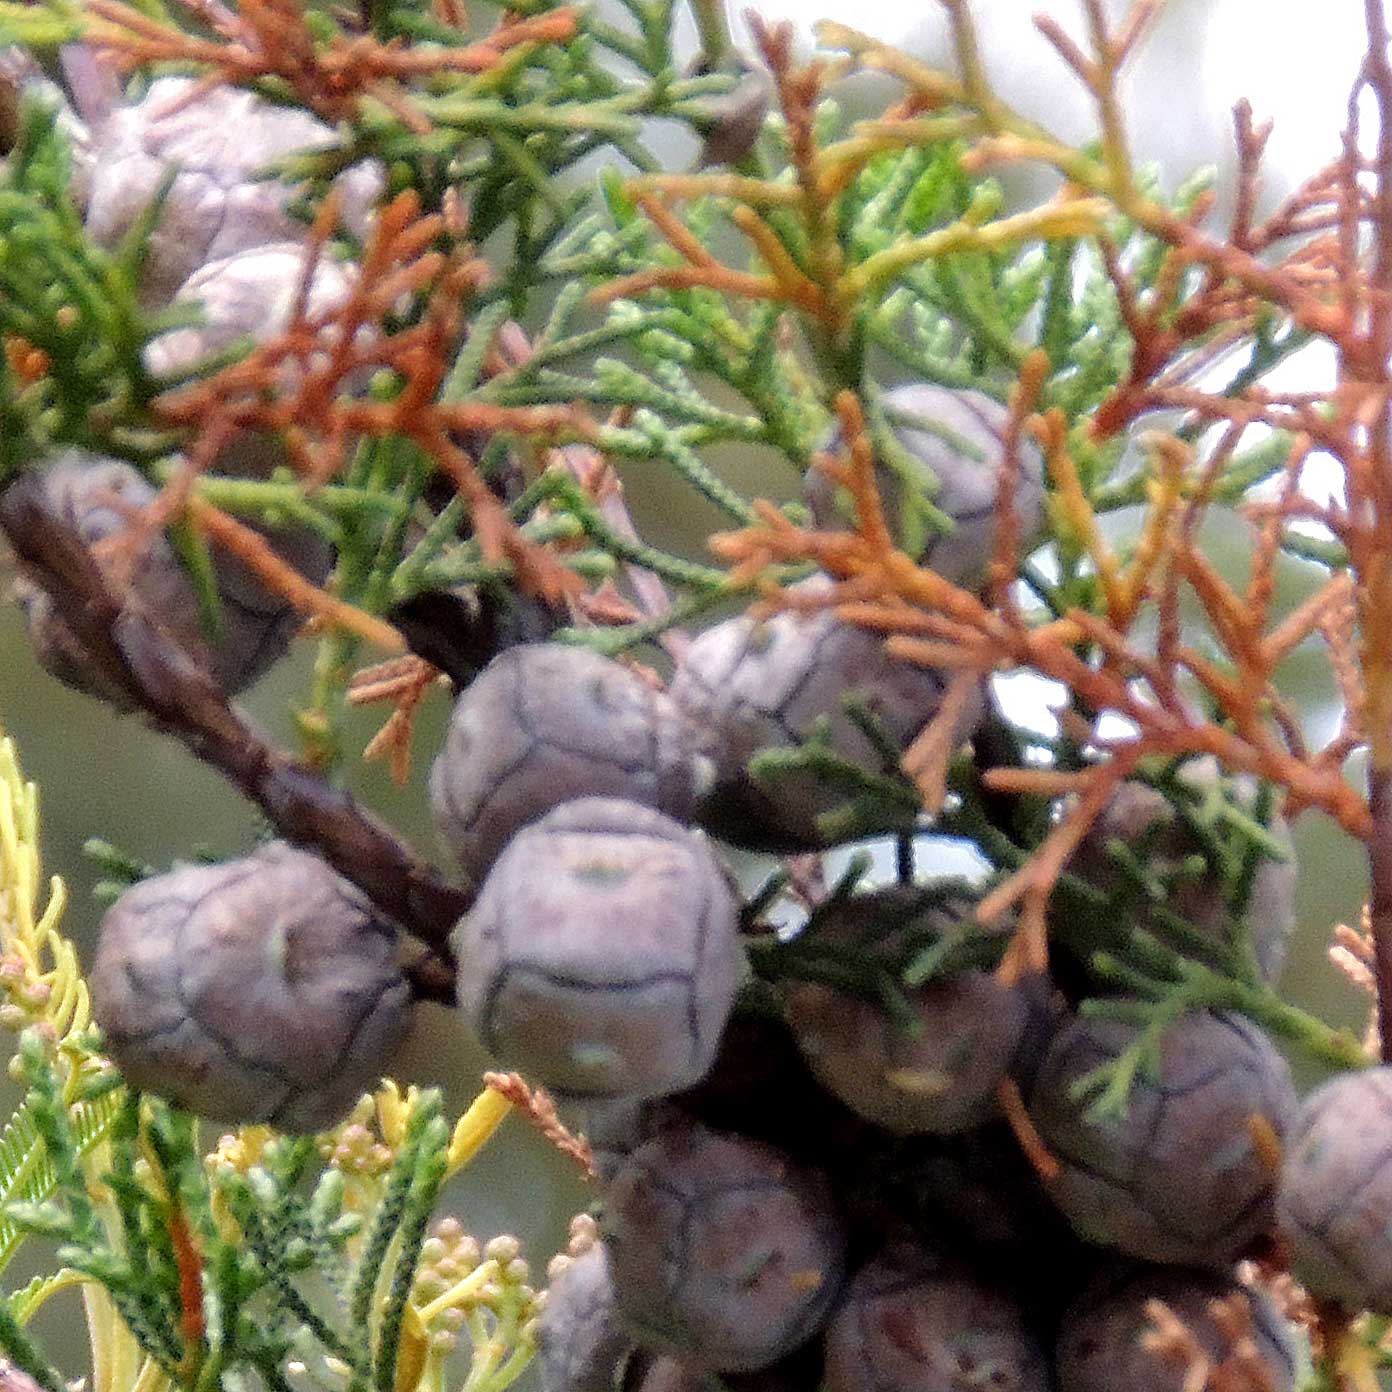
[0,725,549,1392]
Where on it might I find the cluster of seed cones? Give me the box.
[14,58,1392,1392]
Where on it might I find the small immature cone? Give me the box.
[1069,757,1296,982]
[455,797,740,1101]
[90,841,410,1132]
[783,889,1027,1133]
[145,241,357,378]
[538,1246,634,1392]
[694,69,771,169]
[431,644,715,892]
[145,241,359,477]
[83,76,381,305]
[0,45,90,177]
[12,453,328,703]
[1277,1066,1392,1314]
[671,577,984,849]
[604,1120,845,1372]
[821,1246,1050,1392]
[804,383,1046,586]
[1028,1011,1297,1267]
[1056,1264,1296,1392]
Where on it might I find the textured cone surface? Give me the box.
[14,452,329,699]
[91,841,410,1132]
[804,383,1045,586]
[605,1120,845,1371]
[671,578,982,848]
[144,243,362,478]
[538,1247,633,1392]
[784,890,1026,1133]
[1028,1010,1296,1266]
[84,77,380,304]
[822,1247,1049,1392]
[1056,1263,1295,1392]
[456,797,740,1100]
[1277,1065,1392,1314]
[431,644,712,892]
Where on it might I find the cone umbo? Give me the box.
[821,1245,1049,1392]
[804,384,1045,587]
[670,577,983,848]
[1069,757,1296,981]
[455,797,740,1100]
[90,841,410,1132]
[83,76,380,304]
[1028,1010,1296,1266]
[13,453,329,703]
[1276,1065,1392,1314]
[604,1119,845,1371]
[538,1244,633,1392]
[431,643,714,891]
[783,888,1027,1133]
[1055,1263,1295,1392]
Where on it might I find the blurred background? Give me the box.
[0,0,1379,1371]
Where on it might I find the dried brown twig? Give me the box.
[1141,1293,1282,1392]
[483,1071,595,1179]
[153,191,590,614]
[85,0,578,133]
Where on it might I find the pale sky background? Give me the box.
[728,0,1368,198]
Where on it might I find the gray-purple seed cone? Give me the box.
[670,578,983,848]
[604,1121,845,1371]
[455,797,740,1101]
[144,243,360,478]
[145,242,357,379]
[430,644,714,892]
[83,76,380,305]
[12,453,328,702]
[538,1246,633,1392]
[1070,758,1296,982]
[804,384,1045,587]
[1056,1264,1295,1392]
[1028,1011,1296,1267]
[90,841,410,1132]
[821,1246,1049,1392]
[1277,1066,1392,1314]
[783,891,1026,1133]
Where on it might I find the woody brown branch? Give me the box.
[0,472,466,984]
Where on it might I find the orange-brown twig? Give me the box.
[483,1071,595,1179]
[86,0,578,132]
